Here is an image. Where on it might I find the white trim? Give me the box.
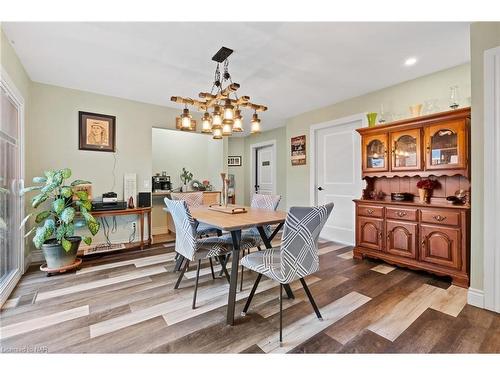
[467,288,485,309]
[309,113,368,207]
[0,66,26,307]
[249,139,277,197]
[483,45,500,313]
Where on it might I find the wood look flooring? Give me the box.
[1,240,499,353]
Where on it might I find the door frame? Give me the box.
[479,45,500,312]
[0,66,25,307]
[249,140,277,196]
[309,113,367,245]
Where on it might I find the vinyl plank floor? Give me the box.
[1,242,495,353]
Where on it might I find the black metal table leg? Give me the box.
[256,224,295,300]
[226,229,242,325]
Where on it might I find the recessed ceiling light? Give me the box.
[404,57,417,66]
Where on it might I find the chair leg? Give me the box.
[241,273,262,315]
[218,256,231,282]
[192,259,201,309]
[209,258,216,280]
[256,246,261,251]
[174,254,184,272]
[174,259,189,289]
[279,283,283,346]
[239,249,246,292]
[219,253,231,277]
[299,278,322,320]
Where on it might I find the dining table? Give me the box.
[189,205,292,325]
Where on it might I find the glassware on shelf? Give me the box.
[409,104,423,117]
[394,135,417,168]
[423,99,439,114]
[449,86,460,109]
[366,139,385,168]
[430,129,458,166]
[378,104,386,124]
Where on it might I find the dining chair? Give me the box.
[170,192,222,237]
[164,198,232,309]
[237,193,281,290]
[240,202,334,345]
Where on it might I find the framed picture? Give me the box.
[79,111,116,152]
[291,135,306,166]
[228,155,242,167]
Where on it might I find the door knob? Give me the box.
[317,187,324,191]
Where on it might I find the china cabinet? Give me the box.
[354,108,471,287]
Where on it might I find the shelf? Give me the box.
[354,199,470,210]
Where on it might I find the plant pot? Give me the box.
[418,188,430,204]
[182,184,188,192]
[41,236,81,269]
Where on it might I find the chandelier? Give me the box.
[171,47,267,138]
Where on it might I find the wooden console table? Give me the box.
[91,207,152,249]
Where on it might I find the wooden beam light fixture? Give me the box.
[171,47,268,138]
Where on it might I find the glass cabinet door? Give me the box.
[425,121,466,170]
[391,129,422,171]
[363,134,388,172]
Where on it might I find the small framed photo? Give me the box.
[79,111,116,152]
[228,155,242,167]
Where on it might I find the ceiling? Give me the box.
[2,22,470,133]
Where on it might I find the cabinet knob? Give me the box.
[366,209,374,215]
[432,215,446,222]
[397,211,407,217]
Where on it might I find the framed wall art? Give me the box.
[79,111,116,152]
[291,135,306,166]
[228,155,242,167]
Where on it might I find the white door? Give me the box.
[255,145,275,194]
[0,73,24,307]
[312,116,365,245]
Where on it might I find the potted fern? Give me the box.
[21,168,100,269]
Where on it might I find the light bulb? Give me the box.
[212,127,222,139]
[180,108,192,130]
[222,121,233,136]
[201,112,212,133]
[212,105,222,129]
[250,113,261,134]
[223,99,234,120]
[232,109,243,132]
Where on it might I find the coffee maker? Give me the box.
[152,174,171,192]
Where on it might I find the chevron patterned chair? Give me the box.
[240,202,334,345]
[237,193,281,290]
[170,192,221,237]
[164,198,232,309]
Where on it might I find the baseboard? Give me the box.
[467,288,485,308]
[29,249,44,264]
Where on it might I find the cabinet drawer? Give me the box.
[420,209,460,226]
[386,207,417,221]
[357,205,383,218]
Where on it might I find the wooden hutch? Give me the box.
[353,108,471,287]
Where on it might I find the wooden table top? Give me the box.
[190,206,287,231]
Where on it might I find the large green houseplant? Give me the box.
[21,168,100,268]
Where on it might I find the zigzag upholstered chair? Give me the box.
[237,193,281,290]
[240,202,334,344]
[164,198,232,309]
[170,192,221,237]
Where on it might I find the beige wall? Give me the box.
[152,128,223,190]
[228,127,288,209]
[285,63,471,207]
[227,137,245,205]
[469,22,500,291]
